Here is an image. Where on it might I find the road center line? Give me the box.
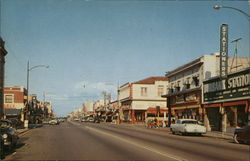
[85,126,187,161]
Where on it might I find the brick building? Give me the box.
[4,86,27,120]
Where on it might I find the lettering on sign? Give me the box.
[220,24,228,79]
[203,69,250,102]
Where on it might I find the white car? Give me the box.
[170,119,206,135]
[49,119,59,125]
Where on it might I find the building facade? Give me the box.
[4,86,27,121]
[119,77,168,124]
[163,53,250,131]
[0,37,8,119]
[203,68,250,132]
[82,102,94,113]
[163,54,221,123]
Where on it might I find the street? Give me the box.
[3,121,250,161]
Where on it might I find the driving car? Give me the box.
[233,125,250,144]
[170,119,206,135]
[0,120,19,151]
[49,119,59,125]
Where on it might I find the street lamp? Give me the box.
[25,61,49,128]
[213,5,250,19]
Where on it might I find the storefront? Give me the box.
[163,88,203,122]
[134,110,146,123]
[203,68,250,132]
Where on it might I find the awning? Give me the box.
[171,105,200,110]
[5,109,22,116]
[147,107,168,114]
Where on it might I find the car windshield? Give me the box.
[182,120,198,124]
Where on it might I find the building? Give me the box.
[0,37,8,119]
[4,86,27,121]
[82,102,94,114]
[163,52,249,130]
[203,67,250,132]
[119,76,168,124]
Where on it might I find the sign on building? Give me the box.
[220,24,228,79]
[204,68,250,103]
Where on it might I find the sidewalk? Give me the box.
[16,124,43,136]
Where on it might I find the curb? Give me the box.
[119,123,234,141]
[17,129,31,136]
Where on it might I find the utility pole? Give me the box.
[230,38,242,72]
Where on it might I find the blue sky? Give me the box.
[1,0,249,117]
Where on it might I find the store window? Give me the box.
[193,76,199,87]
[158,85,164,96]
[141,87,147,96]
[4,94,14,103]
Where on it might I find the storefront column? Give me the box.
[204,112,211,132]
[233,106,238,127]
[131,110,135,124]
[221,106,227,132]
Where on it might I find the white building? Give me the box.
[82,102,94,113]
[163,52,250,131]
[119,76,168,124]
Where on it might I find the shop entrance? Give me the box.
[135,110,145,122]
[206,107,221,131]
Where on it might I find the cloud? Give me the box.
[74,81,117,92]
[73,81,118,101]
[46,93,70,101]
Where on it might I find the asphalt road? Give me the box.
[4,121,250,161]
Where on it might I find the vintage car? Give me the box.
[170,119,206,135]
[49,119,59,125]
[0,120,19,151]
[233,125,250,144]
[42,118,51,124]
[0,134,4,159]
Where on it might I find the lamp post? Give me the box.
[25,61,49,128]
[213,5,250,19]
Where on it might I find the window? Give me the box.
[5,95,14,103]
[157,85,164,96]
[193,76,199,87]
[141,87,147,96]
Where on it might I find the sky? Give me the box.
[0,0,249,117]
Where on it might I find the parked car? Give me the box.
[8,118,23,129]
[87,117,95,123]
[233,125,250,144]
[73,118,80,121]
[0,120,19,151]
[49,119,59,125]
[81,118,88,122]
[0,134,4,159]
[42,118,51,124]
[170,119,206,136]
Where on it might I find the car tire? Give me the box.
[233,134,240,144]
[180,132,186,136]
